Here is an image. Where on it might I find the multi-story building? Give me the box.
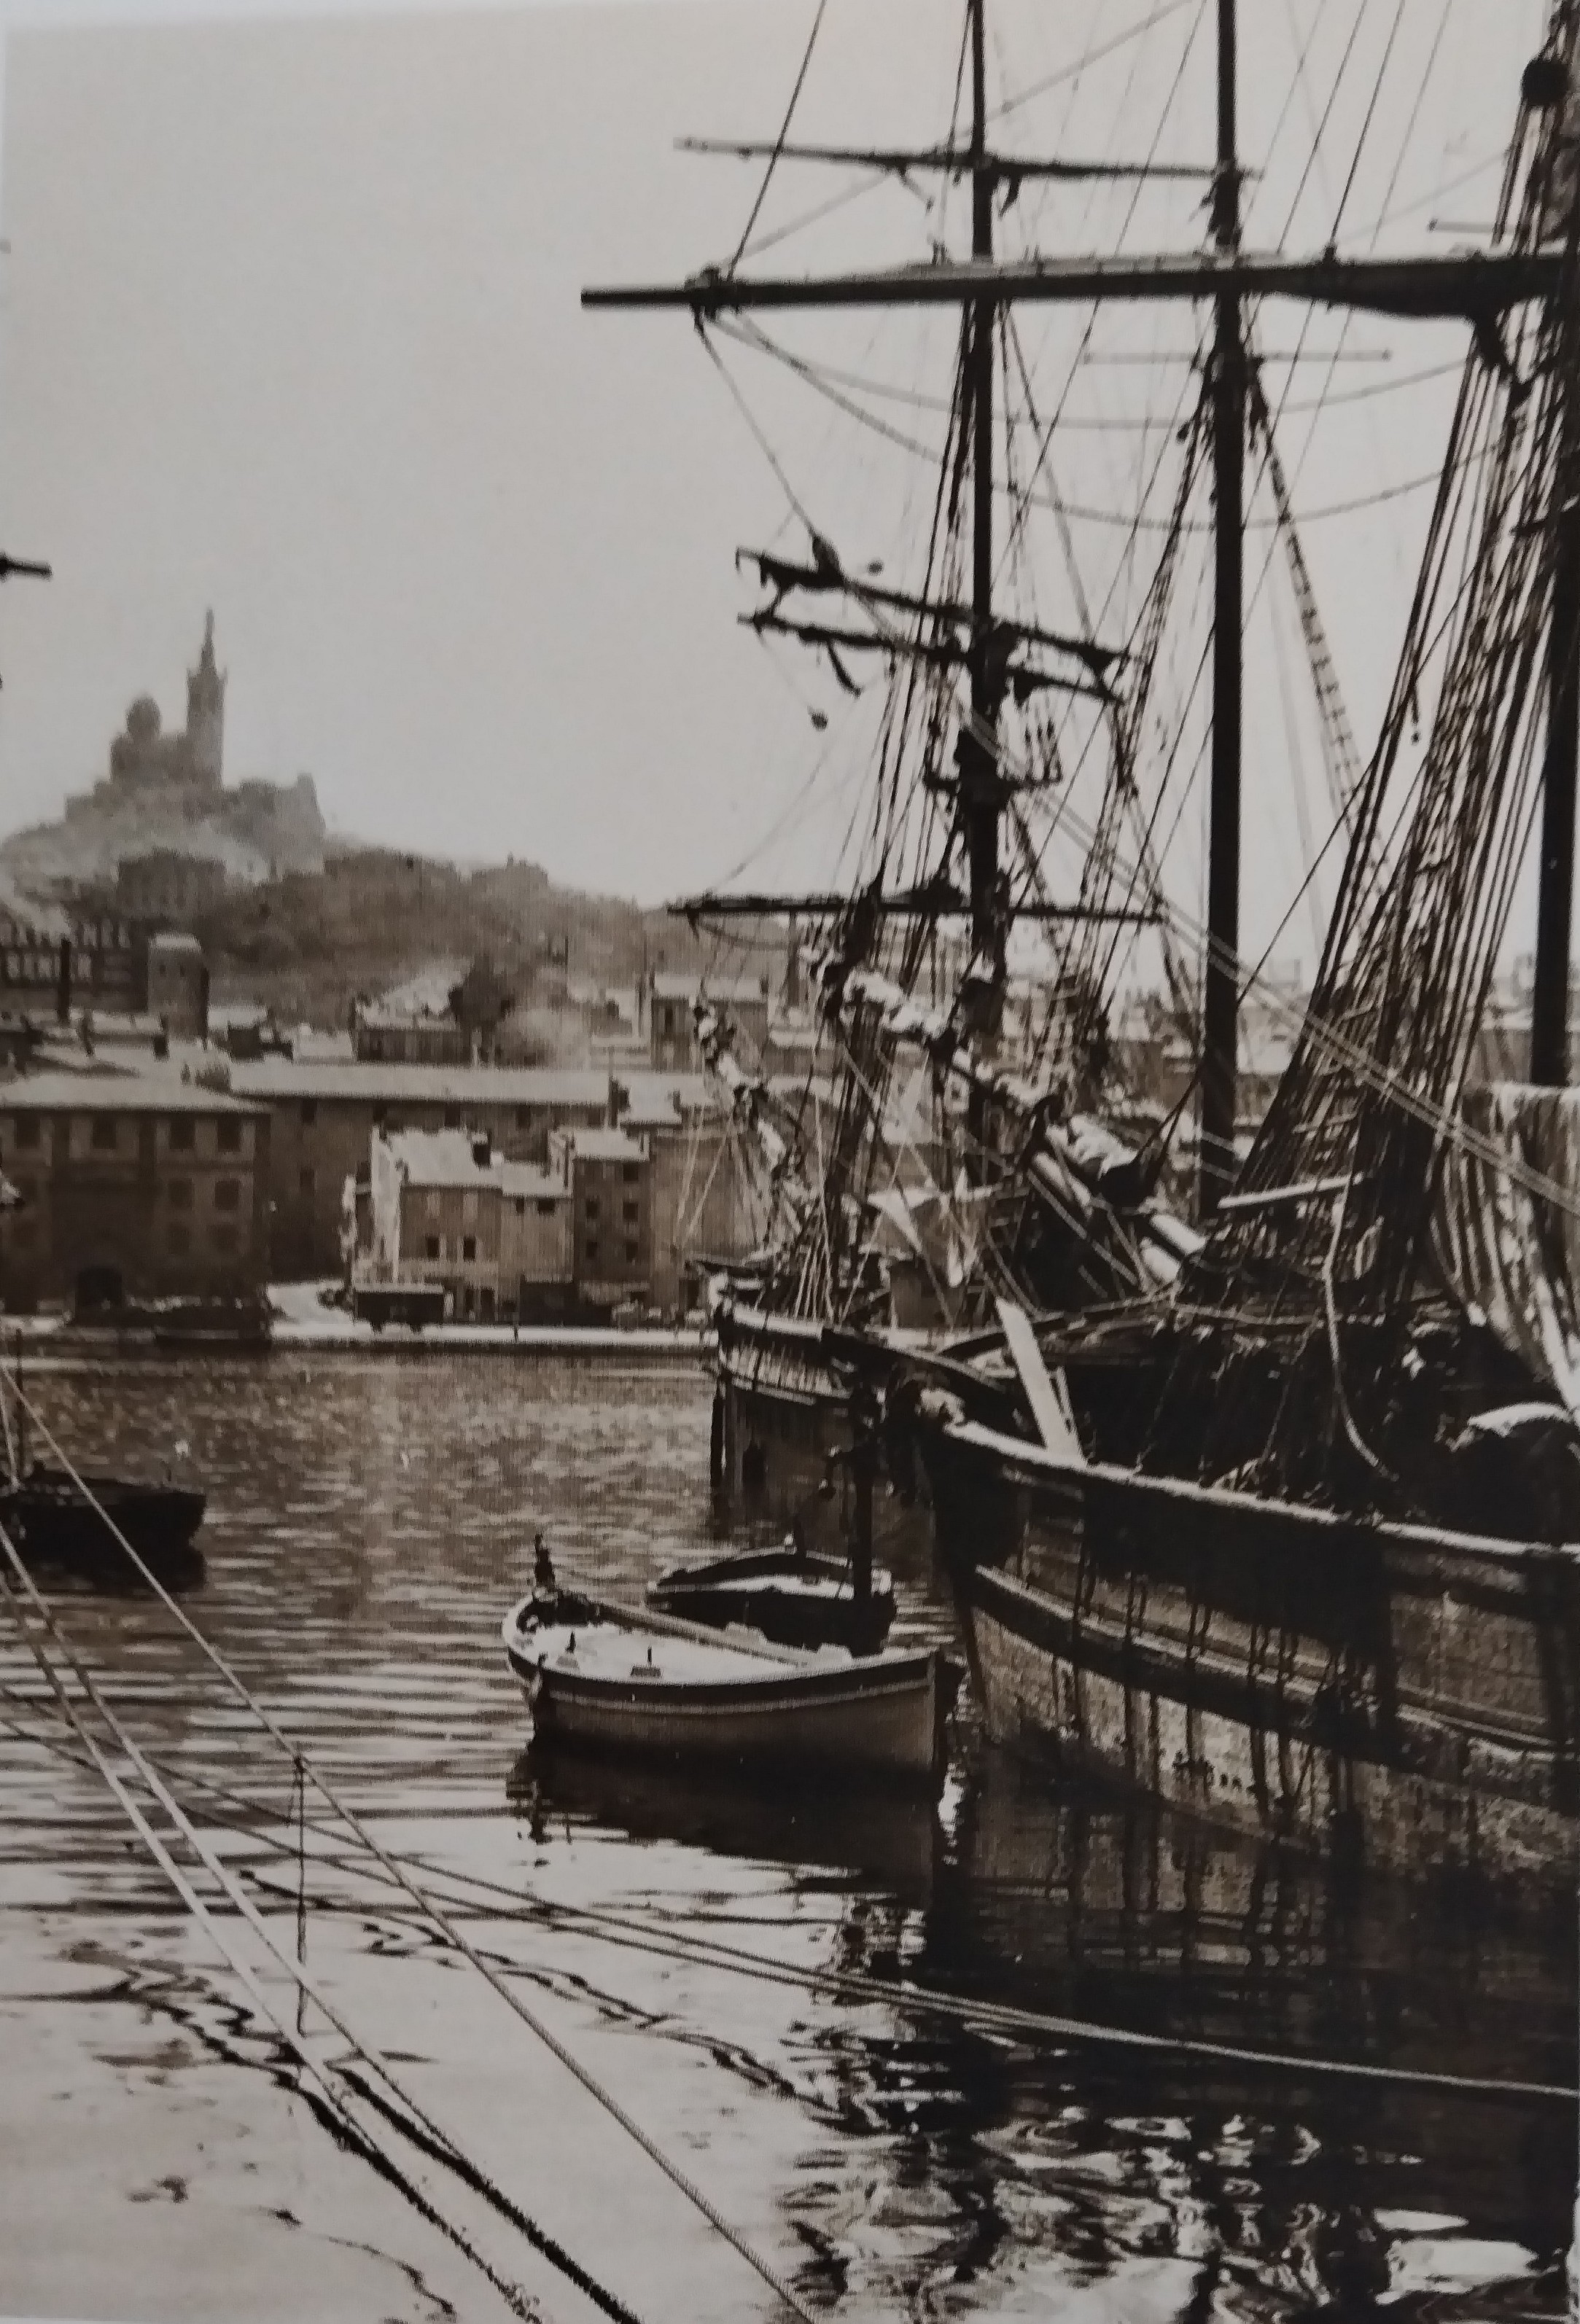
[0,1072,270,1312]
[116,851,227,923]
[362,1128,572,1321]
[549,1124,651,1314]
[147,932,209,1040]
[647,972,770,1072]
[230,1059,612,1278]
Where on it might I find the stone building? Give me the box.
[362,1128,572,1322]
[147,932,209,1040]
[106,612,225,795]
[647,972,771,1072]
[117,850,227,922]
[550,1124,651,1314]
[0,1073,270,1312]
[230,1059,612,1278]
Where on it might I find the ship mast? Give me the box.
[1200,0,1242,1216]
[962,0,1001,1164]
[965,0,998,996]
[1530,468,1580,1083]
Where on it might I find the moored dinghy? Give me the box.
[501,1591,956,1790]
[647,1536,896,1654]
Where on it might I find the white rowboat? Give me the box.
[501,1592,957,1790]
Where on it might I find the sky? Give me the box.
[0,0,1555,952]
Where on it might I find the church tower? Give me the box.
[184,609,225,787]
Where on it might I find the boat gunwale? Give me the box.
[935,1414,1580,1572]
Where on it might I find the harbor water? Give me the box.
[0,1350,1573,2322]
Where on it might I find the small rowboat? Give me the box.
[501,1591,957,1790]
[647,1540,896,1653]
[0,1467,206,1588]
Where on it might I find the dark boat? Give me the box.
[0,1463,206,1584]
[0,1348,206,1585]
[648,1536,896,1653]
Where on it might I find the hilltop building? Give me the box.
[2,613,328,890]
[106,611,226,794]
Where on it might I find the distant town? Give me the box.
[0,615,1563,1334]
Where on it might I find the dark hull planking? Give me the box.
[0,1473,206,1586]
[921,1418,1580,1889]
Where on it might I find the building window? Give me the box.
[14,1117,39,1150]
[214,1177,241,1212]
[515,1107,530,1130]
[373,1104,386,1129]
[462,1234,477,1261]
[424,1188,440,1219]
[585,1239,599,1263]
[169,1118,195,1152]
[425,1234,440,1260]
[212,1223,238,1255]
[168,1178,193,1211]
[168,1224,191,1255]
[90,1117,117,1151]
[217,1119,243,1154]
[537,1199,556,1218]
[462,1190,478,1225]
[443,1106,461,1130]
[513,1198,525,1217]
[584,1198,599,1222]
[300,1099,317,1126]
[623,1200,638,1225]
[299,1167,315,1195]
[623,1162,639,1184]
[624,1240,639,1264]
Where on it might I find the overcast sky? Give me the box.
[0,0,1552,951]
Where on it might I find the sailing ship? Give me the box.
[591,1,1237,1621]
[892,23,1580,1883]
[590,3,1580,1879]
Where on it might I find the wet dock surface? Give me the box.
[0,1352,1573,2321]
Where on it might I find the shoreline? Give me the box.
[0,1290,713,1362]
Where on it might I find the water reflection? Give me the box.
[0,1352,1572,2321]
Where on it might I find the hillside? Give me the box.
[105,846,781,1027]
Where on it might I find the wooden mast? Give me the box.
[963,0,1003,1104]
[1530,491,1580,1085]
[1199,0,1243,1217]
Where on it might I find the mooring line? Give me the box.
[0,1544,653,2324]
[7,1387,824,2324]
[0,1566,555,2324]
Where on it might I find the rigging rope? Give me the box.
[3,1387,824,2324]
[4,1658,1569,2111]
[725,0,829,276]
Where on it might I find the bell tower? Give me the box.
[184,609,225,787]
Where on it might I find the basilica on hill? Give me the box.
[0,612,328,892]
[105,609,227,793]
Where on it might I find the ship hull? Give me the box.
[921,1417,1580,1887]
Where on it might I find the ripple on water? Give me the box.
[0,1349,1573,2322]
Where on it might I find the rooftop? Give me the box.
[0,1069,263,1116]
[148,931,205,957]
[382,1128,572,1198]
[561,1126,647,1163]
[230,1059,612,1106]
[652,972,768,1005]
